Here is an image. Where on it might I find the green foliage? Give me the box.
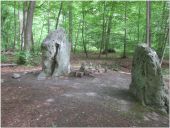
[1,1,169,60]
[14,51,41,65]
[1,55,8,63]
[15,51,32,65]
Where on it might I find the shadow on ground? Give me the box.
[1,70,169,127]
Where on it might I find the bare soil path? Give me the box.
[1,67,169,127]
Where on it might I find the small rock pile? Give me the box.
[70,62,107,77]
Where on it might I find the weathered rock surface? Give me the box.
[129,44,169,113]
[38,28,71,80]
[12,73,21,79]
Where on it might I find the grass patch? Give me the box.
[120,102,153,121]
[162,68,169,76]
[1,54,8,63]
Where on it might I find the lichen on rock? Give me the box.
[129,44,169,113]
[38,28,71,80]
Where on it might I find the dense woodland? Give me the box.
[1,1,169,65]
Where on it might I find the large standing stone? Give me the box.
[129,44,169,113]
[38,28,71,80]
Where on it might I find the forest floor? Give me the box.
[1,53,169,127]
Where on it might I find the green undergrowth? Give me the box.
[1,54,8,63]
[121,101,168,122]
[120,102,153,121]
[14,51,41,66]
[162,68,169,76]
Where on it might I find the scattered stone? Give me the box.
[1,79,4,83]
[146,112,162,121]
[12,73,21,79]
[75,72,84,77]
[38,28,71,80]
[86,92,97,96]
[22,72,28,75]
[46,98,55,103]
[69,71,76,77]
[144,116,150,121]
[84,70,90,76]
[70,62,107,78]
[129,44,169,113]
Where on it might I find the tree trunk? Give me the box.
[31,31,34,52]
[105,3,114,57]
[21,1,27,50]
[18,2,21,47]
[74,21,81,53]
[146,0,151,47]
[82,4,88,58]
[99,1,106,58]
[55,2,63,29]
[69,1,73,51]
[137,2,141,43]
[157,2,166,58]
[39,17,45,44]
[47,1,50,33]
[24,1,36,51]
[13,1,16,49]
[160,27,169,66]
[123,1,127,58]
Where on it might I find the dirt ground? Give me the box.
[1,56,170,127]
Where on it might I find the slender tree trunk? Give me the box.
[137,2,141,43]
[21,1,27,50]
[13,1,16,49]
[123,1,127,58]
[31,31,34,52]
[157,2,166,58]
[5,36,8,51]
[74,21,81,53]
[18,2,21,47]
[55,2,63,29]
[146,0,151,47]
[99,1,106,58]
[24,1,36,51]
[105,3,114,57]
[47,1,50,33]
[69,1,73,51]
[82,4,88,58]
[160,27,169,66]
[39,17,45,43]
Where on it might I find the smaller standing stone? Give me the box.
[130,44,169,113]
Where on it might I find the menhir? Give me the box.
[130,44,169,113]
[38,28,71,80]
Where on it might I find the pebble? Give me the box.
[12,73,21,79]
[1,79,4,83]
[144,116,150,121]
[46,98,55,102]
[22,72,28,75]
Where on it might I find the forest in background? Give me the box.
[1,1,169,65]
